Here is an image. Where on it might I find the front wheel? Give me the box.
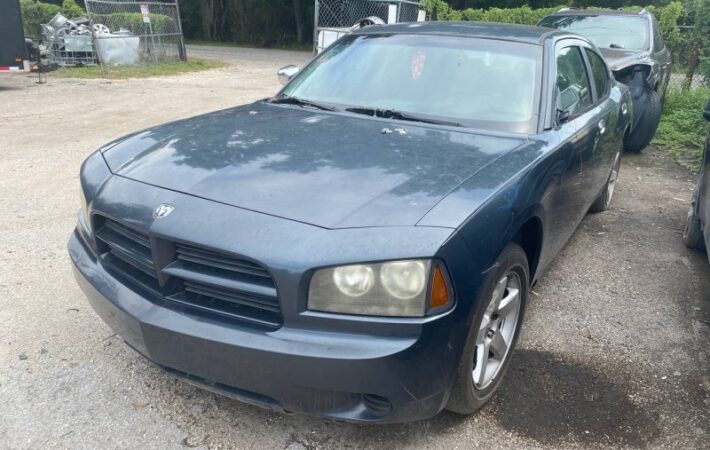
[445,243,529,415]
[624,89,662,153]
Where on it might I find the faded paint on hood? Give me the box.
[102,102,531,229]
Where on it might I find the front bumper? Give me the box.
[69,230,466,423]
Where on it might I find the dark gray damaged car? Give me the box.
[539,8,672,152]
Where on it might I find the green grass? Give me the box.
[654,86,710,171]
[187,39,312,52]
[53,58,226,79]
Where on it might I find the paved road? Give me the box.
[1,45,709,449]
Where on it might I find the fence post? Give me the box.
[313,0,320,55]
[175,0,187,62]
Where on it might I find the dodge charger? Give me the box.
[69,22,631,423]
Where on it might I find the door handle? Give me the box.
[598,119,606,135]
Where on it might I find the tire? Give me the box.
[624,89,662,153]
[446,243,529,415]
[683,182,706,251]
[589,150,622,214]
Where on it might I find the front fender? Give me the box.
[614,65,654,130]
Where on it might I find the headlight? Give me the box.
[333,265,375,297]
[308,260,451,317]
[380,261,427,299]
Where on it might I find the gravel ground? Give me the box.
[1,45,709,449]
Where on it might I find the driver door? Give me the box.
[542,43,600,258]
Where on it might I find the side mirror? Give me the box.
[277,65,300,85]
[557,109,571,125]
[704,97,710,122]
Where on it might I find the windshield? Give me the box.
[281,34,542,134]
[539,15,649,51]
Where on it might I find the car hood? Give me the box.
[102,103,529,229]
[598,48,652,72]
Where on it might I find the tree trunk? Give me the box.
[685,43,700,91]
[201,0,215,40]
[292,0,304,43]
[234,0,246,42]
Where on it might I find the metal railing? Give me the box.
[313,0,425,53]
[85,0,186,66]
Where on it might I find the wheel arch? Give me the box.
[509,216,543,283]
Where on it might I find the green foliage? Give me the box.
[104,12,175,35]
[683,0,710,83]
[20,0,85,38]
[423,0,565,24]
[61,0,84,19]
[649,2,684,65]
[20,0,60,37]
[424,1,689,66]
[654,86,710,170]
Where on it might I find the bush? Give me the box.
[654,86,710,170]
[103,12,176,35]
[20,0,85,38]
[423,1,687,67]
[61,0,84,19]
[20,0,60,37]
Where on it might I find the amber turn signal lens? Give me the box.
[430,266,450,309]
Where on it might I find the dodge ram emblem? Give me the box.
[153,203,174,219]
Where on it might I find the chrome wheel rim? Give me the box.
[472,272,522,390]
[606,152,621,206]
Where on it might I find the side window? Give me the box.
[652,18,664,52]
[585,49,609,99]
[556,46,593,115]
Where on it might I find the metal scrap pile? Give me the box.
[41,13,95,67]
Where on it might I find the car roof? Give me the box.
[352,21,570,45]
[544,8,651,18]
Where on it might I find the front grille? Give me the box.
[165,244,281,328]
[92,215,281,328]
[175,244,272,280]
[95,218,159,294]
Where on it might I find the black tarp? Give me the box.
[0,0,27,68]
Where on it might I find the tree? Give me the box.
[684,0,710,88]
[292,0,306,43]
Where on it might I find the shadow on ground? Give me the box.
[147,348,660,448]
[488,349,660,447]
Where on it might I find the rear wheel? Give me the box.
[589,150,622,214]
[683,182,706,251]
[446,243,528,415]
[624,89,662,153]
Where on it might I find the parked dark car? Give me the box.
[68,22,632,423]
[539,8,671,153]
[683,98,710,261]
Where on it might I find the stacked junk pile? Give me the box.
[41,13,95,67]
[40,12,142,67]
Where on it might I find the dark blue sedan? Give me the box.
[68,22,632,423]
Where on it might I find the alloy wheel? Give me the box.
[605,152,621,207]
[472,272,522,390]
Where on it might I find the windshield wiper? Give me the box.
[345,107,463,127]
[609,43,626,49]
[268,95,337,111]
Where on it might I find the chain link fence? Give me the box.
[85,0,186,66]
[314,0,425,53]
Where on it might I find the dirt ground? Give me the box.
[1,45,709,449]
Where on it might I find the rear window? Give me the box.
[539,15,650,51]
